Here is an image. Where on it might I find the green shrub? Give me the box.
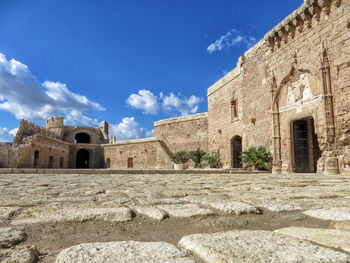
[171,151,190,164]
[189,149,207,168]
[240,146,272,170]
[202,150,221,168]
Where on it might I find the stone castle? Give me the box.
[0,0,349,175]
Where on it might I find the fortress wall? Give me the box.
[103,138,173,169]
[207,0,350,172]
[154,112,208,154]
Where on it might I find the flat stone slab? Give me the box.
[303,207,350,221]
[55,241,195,263]
[0,207,21,223]
[132,206,168,221]
[179,230,350,263]
[157,204,214,218]
[0,247,38,263]
[0,227,26,248]
[11,207,132,225]
[205,201,262,215]
[330,221,350,231]
[275,227,350,253]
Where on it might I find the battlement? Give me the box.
[14,119,59,144]
[46,116,64,129]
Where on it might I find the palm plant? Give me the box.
[240,146,272,170]
[189,149,207,168]
[202,150,221,168]
[171,151,190,164]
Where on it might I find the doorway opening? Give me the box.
[48,156,54,168]
[292,117,321,173]
[127,157,133,168]
[34,151,39,168]
[231,136,242,168]
[76,149,89,168]
[105,158,111,168]
[59,157,64,168]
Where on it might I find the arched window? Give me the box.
[75,133,91,144]
[105,158,111,168]
[127,157,133,168]
[48,156,54,169]
[34,151,39,168]
[59,157,64,168]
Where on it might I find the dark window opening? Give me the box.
[105,158,111,168]
[75,133,91,144]
[76,149,89,168]
[231,99,238,120]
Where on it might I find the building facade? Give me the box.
[0,0,349,174]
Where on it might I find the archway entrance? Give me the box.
[231,136,242,168]
[75,133,91,144]
[48,156,54,168]
[127,157,133,168]
[292,118,321,173]
[34,151,39,168]
[76,149,89,168]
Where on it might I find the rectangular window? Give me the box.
[231,99,238,121]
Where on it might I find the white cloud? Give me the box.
[9,127,18,137]
[162,93,202,116]
[109,117,152,141]
[126,90,159,114]
[0,52,104,125]
[0,127,15,142]
[127,90,203,116]
[207,29,257,53]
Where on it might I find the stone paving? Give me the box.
[0,172,349,262]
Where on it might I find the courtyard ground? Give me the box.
[0,172,350,262]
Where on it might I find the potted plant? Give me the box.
[171,151,189,170]
[240,146,272,170]
[202,150,221,168]
[189,149,207,168]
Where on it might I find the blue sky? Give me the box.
[0,0,303,141]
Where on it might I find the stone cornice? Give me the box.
[264,0,343,51]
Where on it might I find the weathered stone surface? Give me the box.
[275,227,350,253]
[0,247,37,263]
[11,207,132,225]
[303,207,350,221]
[179,230,350,263]
[205,201,262,215]
[157,204,214,218]
[0,227,26,248]
[132,206,168,221]
[0,207,21,223]
[330,221,350,231]
[55,241,195,263]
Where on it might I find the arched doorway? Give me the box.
[76,149,89,168]
[34,151,39,168]
[75,133,91,144]
[105,158,111,168]
[127,157,133,168]
[292,117,321,173]
[231,136,242,168]
[59,157,64,168]
[48,156,54,168]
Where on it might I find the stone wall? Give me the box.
[103,138,173,169]
[207,0,350,174]
[14,119,59,144]
[0,143,12,168]
[154,112,208,154]
[14,135,70,168]
[62,126,107,144]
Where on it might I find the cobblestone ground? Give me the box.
[1,172,350,262]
